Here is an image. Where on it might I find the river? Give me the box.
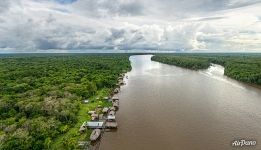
[99,55,261,150]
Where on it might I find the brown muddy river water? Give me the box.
[100,55,261,150]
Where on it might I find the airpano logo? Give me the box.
[232,139,257,147]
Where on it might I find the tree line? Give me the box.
[152,54,261,85]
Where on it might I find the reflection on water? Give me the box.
[100,55,261,150]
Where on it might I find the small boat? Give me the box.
[90,129,101,141]
[105,122,118,129]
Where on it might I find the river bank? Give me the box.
[151,54,261,86]
[51,73,130,149]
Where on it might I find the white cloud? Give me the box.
[0,0,260,52]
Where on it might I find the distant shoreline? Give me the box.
[151,54,261,86]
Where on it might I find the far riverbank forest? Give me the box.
[0,54,131,149]
[152,54,261,86]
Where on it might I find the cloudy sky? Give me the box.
[0,0,260,53]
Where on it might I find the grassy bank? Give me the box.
[51,88,113,149]
[152,54,261,86]
[0,54,131,149]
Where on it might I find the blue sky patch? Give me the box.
[55,0,77,4]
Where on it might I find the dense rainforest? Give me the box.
[0,54,131,149]
[151,54,261,86]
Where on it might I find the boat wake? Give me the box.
[200,64,245,90]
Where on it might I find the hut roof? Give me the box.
[113,103,119,108]
[112,96,119,100]
[109,107,116,111]
[107,115,116,120]
[86,121,104,128]
[113,100,119,104]
[109,111,115,116]
[102,107,109,113]
[114,88,119,93]
[91,113,99,117]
